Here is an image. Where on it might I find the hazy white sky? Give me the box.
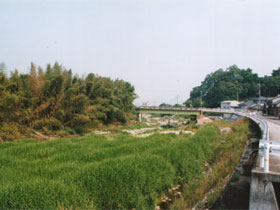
[1,0,280,105]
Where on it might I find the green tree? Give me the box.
[0,62,137,140]
[186,65,259,107]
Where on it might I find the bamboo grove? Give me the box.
[0,62,137,140]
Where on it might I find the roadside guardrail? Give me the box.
[243,114,270,172]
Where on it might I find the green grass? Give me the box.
[171,120,249,209]
[0,124,223,209]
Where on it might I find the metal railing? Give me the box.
[240,113,270,172]
[210,111,273,172]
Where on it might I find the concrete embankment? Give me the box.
[249,115,280,210]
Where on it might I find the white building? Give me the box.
[221,100,241,109]
[142,102,152,107]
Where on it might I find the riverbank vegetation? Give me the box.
[0,120,249,209]
[171,120,249,209]
[0,62,136,141]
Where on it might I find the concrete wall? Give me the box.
[249,170,279,210]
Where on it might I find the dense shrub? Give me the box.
[74,125,85,134]
[0,62,137,140]
[69,114,90,127]
[0,123,20,141]
[64,126,76,134]
[33,117,63,131]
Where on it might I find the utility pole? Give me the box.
[200,90,202,109]
[200,90,203,116]
[258,82,261,111]
[176,95,179,105]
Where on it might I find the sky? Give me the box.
[1,0,280,105]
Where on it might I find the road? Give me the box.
[258,115,280,173]
[259,115,280,141]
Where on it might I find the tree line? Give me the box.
[185,65,280,108]
[0,62,136,140]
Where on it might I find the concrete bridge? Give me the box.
[137,106,280,209]
[136,106,236,122]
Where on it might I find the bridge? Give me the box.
[136,106,236,122]
[137,106,280,210]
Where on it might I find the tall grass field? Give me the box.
[0,123,247,209]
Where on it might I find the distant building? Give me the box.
[142,102,152,107]
[267,95,280,117]
[239,101,255,111]
[253,96,268,104]
[239,97,268,111]
[220,100,241,109]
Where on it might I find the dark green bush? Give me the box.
[69,114,90,127]
[74,125,84,134]
[0,123,20,140]
[33,117,63,131]
[64,126,76,134]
